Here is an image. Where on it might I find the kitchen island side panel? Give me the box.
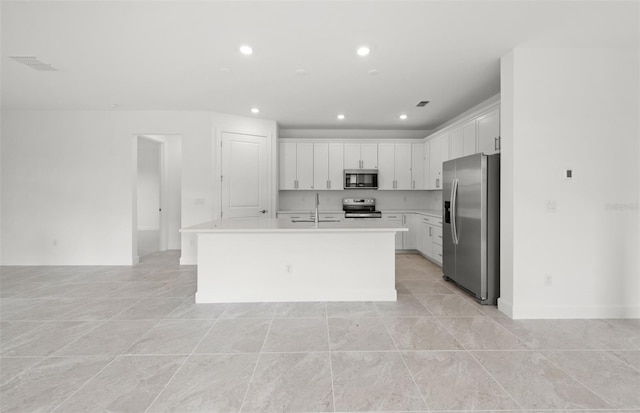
[195,231,397,303]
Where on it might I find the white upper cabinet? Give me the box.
[377,143,412,190]
[427,133,449,190]
[477,107,500,155]
[345,143,378,169]
[377,143,395,190]
[395,144,412,189]
[296,143,314,189]
[449,120,477,160]
[360,144,378,169]
[411,143,425,190]
[279,142,297,190]
[313,143,344,190]
[462,120,477,156]
[279,141,313,190]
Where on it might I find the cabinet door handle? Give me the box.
[494,137,499,151]
[412,180,415,189]
[436,178,440,188]
[327,180,330,189]
[429,227,432,236]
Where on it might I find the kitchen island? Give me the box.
[181,218,407,303]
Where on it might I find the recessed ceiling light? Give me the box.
[251,108,260,114]
[399,114,408,120]
[219,67,231,73]
[357,47,370,56]
[295,69,307,76]
[110,104,119,109]
[368,69,379,76]
[239,45,253,55]
[337,114,345,120]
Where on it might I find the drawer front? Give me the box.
[432,243,443,261]
[421,215,443,226]
[432,226,443,245]
[320,214,344,221]
[278,213,313,221]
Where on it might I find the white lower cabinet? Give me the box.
[278,212,344,222]
[382,213,403,249]
[383,213,418,251]
[418,215,443,265]
[402,214,417,249]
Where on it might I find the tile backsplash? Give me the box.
[279,190,442,212]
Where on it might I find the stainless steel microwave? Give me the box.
[344,169,378,189]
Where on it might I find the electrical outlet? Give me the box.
[546,200,558,213]
[544,274,552,286]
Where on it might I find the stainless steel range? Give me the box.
[342,198,382,219]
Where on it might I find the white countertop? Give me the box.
[277,209,442,217]
[181,218,408,233]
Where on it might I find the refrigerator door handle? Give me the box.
[451,178,459,245]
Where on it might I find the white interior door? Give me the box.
[221,132,268,219]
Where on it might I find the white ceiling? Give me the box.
[1,1,638,130]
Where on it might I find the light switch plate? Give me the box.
[546,200,558,213]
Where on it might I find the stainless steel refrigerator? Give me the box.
[442,153,500,305]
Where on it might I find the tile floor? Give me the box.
[1,251,639,412]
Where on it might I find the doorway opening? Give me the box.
[134,135,182,263]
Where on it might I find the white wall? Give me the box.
[137,138,161,230]
[1,110,277,265]
[499,47,639,319]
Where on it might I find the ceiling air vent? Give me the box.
[10,56,58,71]
[416,100,430,107]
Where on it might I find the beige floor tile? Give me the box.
[437,316,527,350]
[374,294,433,317]
[148,354,258,412]
[326,301,378,318]
[1,321,95,356]
[328,317,396,351]
[52,355,186,413]
[220,302,278,319]
[126,319,214,355]
[54,320,158,356]
[472,350,611,409]
[165,298,228,319]
[402,350,519,410]
[263,318,329,352]
[242,352,334,412]
[274,302,327,317]
[194,318,270,353]
[415,294,484,317]
[331,351,426,412]
[1,356,113,412]
[544,350,640,408]
[382,317,463,350]
[0,357,43,385]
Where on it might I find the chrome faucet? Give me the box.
[314,193,319,224]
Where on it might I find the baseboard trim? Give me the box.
[180,256,197,266]
[509,304,640,319]
[497,297,514,318]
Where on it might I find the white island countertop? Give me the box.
[181,218,408,233]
